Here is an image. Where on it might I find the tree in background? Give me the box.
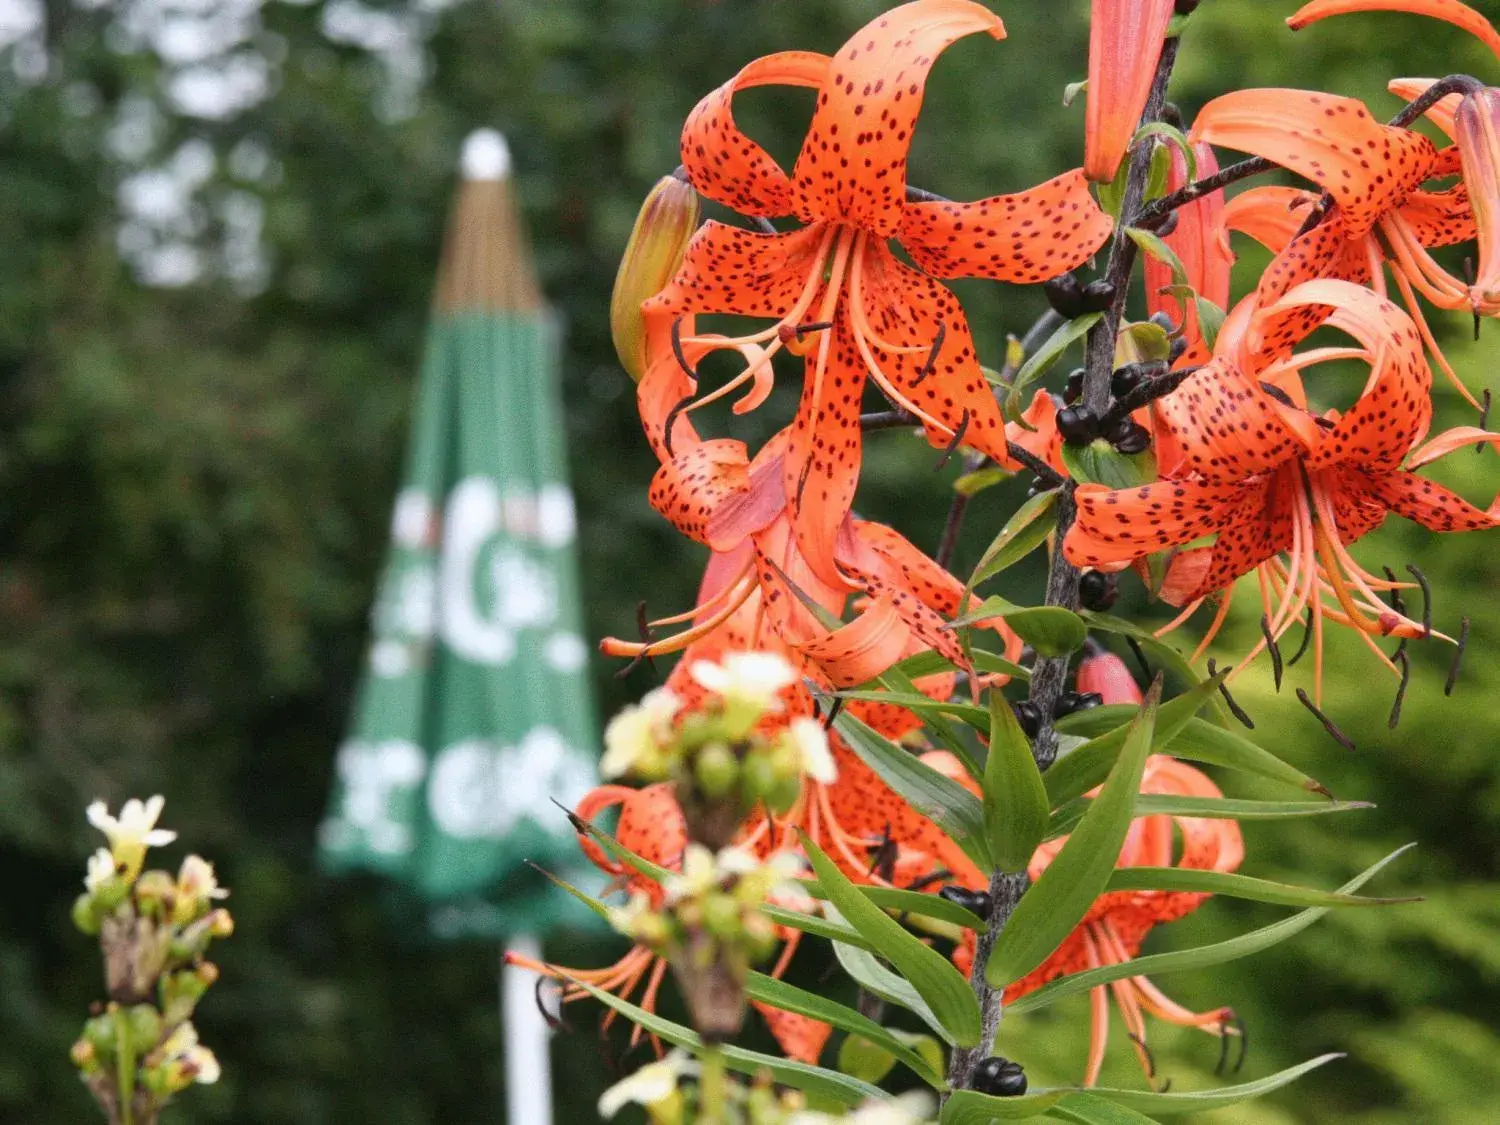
[1,1,1498,1122]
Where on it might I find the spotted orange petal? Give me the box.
[681,51,830,218]
[897,169,1115,284]
[1456,87,1500,313]
[753,1004,832,1065]
[1362,468,1500,530]
[1191,88,1439,235]
[647,222,831,320]
[790,0,1005,237]
[648,440,753,546]
[851,239,1009,462]
[1288,0,1500,60]
[1154,361,1304,482]
[1167,473,1297,605]
[1064,478,1262,569]
[1085,0,1178,182]
[1277,280,1433,473]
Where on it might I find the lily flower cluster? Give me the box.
[516,0,1499,1111]
[71,797,229,1124]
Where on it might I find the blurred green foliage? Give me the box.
[1,0,1496,1121]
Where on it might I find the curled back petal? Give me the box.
[1408,424,1500,467]
[1064,478,1262,569]
[897,169,1114,284]
[1388,78,1461,139]
[1289,0,1500,61]
[790,0,1005,237]
[1191,88,1439,235]
[1085,0,1178,182]
[794,594,913,688]
[682,51,830,217]
[648,440,752,545]
[1274,280,1434,472]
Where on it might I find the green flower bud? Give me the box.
[70,1038,99,1073]
[764,774,803,816]
[82,1012,117,1054]
[694,742,740,799]
[126,1004,163,1053]
[700,893,742,940]
[134,869,176,920]
[740,754,778,806]
[72,893,101,936]
[610,176,700,383]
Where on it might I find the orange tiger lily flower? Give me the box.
[1191,85,1482,405]
[505,782,834,1065]
[647,0,1113,585]
[606,425,1020,687]
[1085,0,1178,183]
[994,651,1242,1086]
[1288,0,1500,57]
[1144,141,1234,366]
[1065,280,1500,697]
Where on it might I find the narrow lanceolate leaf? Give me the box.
[984,690,1050,872]
[967,488,1059,592]
[833,711,991,869]
[1043,672,1224,808]
[986,682,1163,988]
[1005,312,1104,425]
[744,972,942,1088]
[1104,867,1419,908]
[833,941,957,1047]
[761,904,875,953]
[882,646,1031,684]
[949,596,1087,658]
[804,836,982,1048]
[830,690,988,733]
[798,881,986,930]
[942,1054,1342,1121]
[1080,611,1231,725]
[1046,795,1371,838]
[574,817,672,883]
[1054,709,1329,796]
[1008,845,1414,1014]
[1047,1092,1162,1124]
[565,977,883,1108]
[1125,226,1190,285]
[877,663,983,778]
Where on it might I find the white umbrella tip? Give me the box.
[461,129,511,181]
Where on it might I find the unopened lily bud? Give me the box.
[72,893,102,937]
[1456,86,1500,317]
[611,176,700,382]
[693,742,739,799]
[70,1038,99,1073]
[1075,644,1144,706]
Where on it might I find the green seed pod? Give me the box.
[693,742,740,799]
[71,893,101,936]
[611,176,700,383]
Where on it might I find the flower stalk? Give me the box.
[944,32,1183,1097]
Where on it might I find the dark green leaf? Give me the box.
[833,711,991,869]
[747,973,941,1087]
[985,691,1050,872]
[1047,1093,1162,1123]
[564,977,883,1107]
[1008,846,1414,1013]
[1104,866,1418,908]
[1079,612,1231,725]
[967,488,1059,591]
[832,941,956,1046]
[1047,795,1371,838]
[943,1054,1341,1121]
[1059,438,1157,489]
[837,1033,896,1086]
[950,597,1086,658]
[1005,313,1104,424]
[799,881,986,930]
[804,836,982,1047]
[986,683,1161,987]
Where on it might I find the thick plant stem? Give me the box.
[699,1045,728,1124]
[943,34,1181,1097]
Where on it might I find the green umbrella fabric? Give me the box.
[319,135,601,940]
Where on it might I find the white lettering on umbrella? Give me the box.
[439,476,516,665]
[327,739,427,855]
[427,728,595,840]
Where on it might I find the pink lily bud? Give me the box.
[1456,86,1500,316]
[1075,646,1144,706]
[1085,0,1178,182]
[1144,141,1234,361]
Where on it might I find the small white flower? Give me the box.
[176,855,228,901]
[786,716,838,783]
[83,848,117,894]
[690,651,796,713]
[662,842,719,904]
[597,1050,697,1118]
[86,796,176,874]
[600,687,681,779]
[156,1023,221,1086]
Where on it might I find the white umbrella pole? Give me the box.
[503,932,554,1124]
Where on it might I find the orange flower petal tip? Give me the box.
[1084,0,1177,183]
[1288,0,1500,59]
